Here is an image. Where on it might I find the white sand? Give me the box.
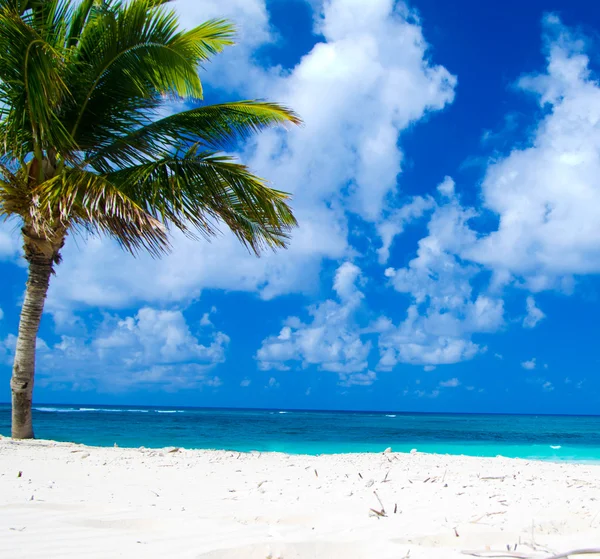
[1,438,599,558]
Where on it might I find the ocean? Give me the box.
[1,404,599,461]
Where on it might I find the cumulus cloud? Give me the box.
[466,15,600,291]
[0,219,21,261]
[339,370,377,387]
[523,296,546,328]
[542,381,554,392]
[257,262,371,374]
[377,191,504,368]
[521,358,537,370]
[42,0,455,311]
[439,378,460,388]
[20,308,230,392]
[377,195,435,264]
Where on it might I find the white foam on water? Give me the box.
[34,407,77,413]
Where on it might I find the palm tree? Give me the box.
[0,0,300,439]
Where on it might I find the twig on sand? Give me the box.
[470,511,507,524]
[480,476,507,481]
[461,548,600,558]
[382,470,391,483]
[314,469,318,478]
[373,491,386,514]
[369,508,386,518]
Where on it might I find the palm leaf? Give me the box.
[34,168,169,255]
[91,101,301,172]
[105,146,297,254]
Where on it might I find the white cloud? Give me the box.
[376,192,504,368]
[338,370,376,387]
[521,358,537,370]
[377,196,434,264]
[240,378,251,387]
[542,380,554,392]
[257,262,371,374]
[437,176,456,198]
[439,377,460,388]
[523,296,546,328]
[29,307,229,392]
[266,377,280,389]
[43,0,455,311]
[0,307,3,320]
[466,15,600,291]
[0,219,21,261]
[423,365,436,372]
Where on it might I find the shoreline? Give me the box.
[2,435,597,465]
[2,438,600,558]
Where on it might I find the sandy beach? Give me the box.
[1,438,599,558]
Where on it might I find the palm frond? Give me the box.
[0,2,74,158]
[66,2,235,148]
[34,168,169,256]
[91,101,301,172]
[105,146,297,254]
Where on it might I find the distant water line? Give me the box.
[1,404,600,461]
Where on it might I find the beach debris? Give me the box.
[454,527,460,537]
[17,471,22,478]
[365,479,375,488]
[384,447,392,454]
[410,449,417,454]
[369,508,386,518]
[314,469,318,478]
[394,503,398,514]
[382,470,391,483]
[166,447,180,454]
[80,452,90,459]
[480,476,506,481]
[9,527,26,532]
[461,548,600,558]
[257,480,268,488]
[374,491,386,514]
[358,472,363,479]
[149,490,160,497]
[369,491,387,518]
[470,511,507,524]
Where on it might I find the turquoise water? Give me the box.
[1,404,600,461]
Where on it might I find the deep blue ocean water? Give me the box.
[1,404,600,461]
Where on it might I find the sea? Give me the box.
[1,404,600,461]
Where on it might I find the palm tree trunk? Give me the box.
[10,249,55,439]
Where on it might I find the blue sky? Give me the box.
[2,0,600,414]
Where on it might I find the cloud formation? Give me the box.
[466,15,600,291]
[41,0,455,310]
[257,262,371,373]
[5,308,230,392]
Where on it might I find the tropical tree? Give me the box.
[0,0,300,439]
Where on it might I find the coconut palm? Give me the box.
[0,0,300,439]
